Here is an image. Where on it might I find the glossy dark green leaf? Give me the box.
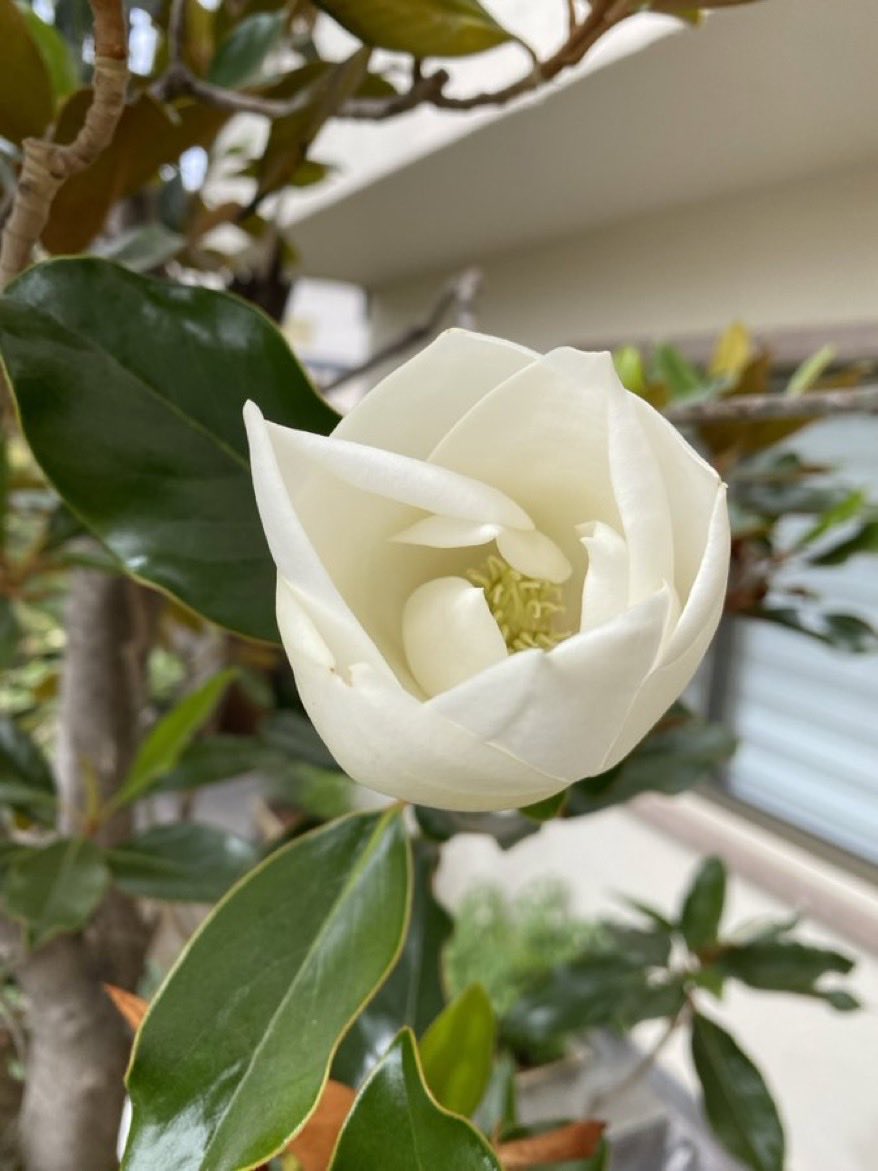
[421,984,495,1117]
[116,670,238,806]
[107,823,258,902]
[3,838,110,946]
[208,11,286,88]
[334,840,452,1087]
[330,1030,501,1171]
[679,856,726,952]
[315,0,510,57]
[568,714,736,815]
[754,607,878,653]
[0,716,57,822]
[0,259,339,640]
[691,1013,784,1171]
[601,922,672,967]
[715,939,854,995]
[122,809,411,1171]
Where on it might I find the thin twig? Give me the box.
[586,1002,688,1114]
[666,384,878,425]
[323,268,482,393]
[0,0,128,288]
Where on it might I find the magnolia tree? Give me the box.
[0,1,874,1170]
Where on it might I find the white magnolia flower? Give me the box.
[245,330,729,812]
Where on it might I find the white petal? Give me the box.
[600,487,730,767]
[335,329,540,458]
[403,577,508,697]
[392,516,502,549]
[495,528,572,584]
[549,349,674,606]
[244,401,386,670]
[428,352,622,575]
[276,577,565,811]
[578,521,630,631]
[262,425,533,529]
[629,394,724,600]
[431,587,673,780]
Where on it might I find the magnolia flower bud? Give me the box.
[245,330,729,811]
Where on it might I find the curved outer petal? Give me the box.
[429,587,673,780]
[600,485,730,770]
[334,329,540,458]
[276,577,565,811]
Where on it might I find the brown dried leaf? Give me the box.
[104,984,148,1032]
[498,1120,606,1169]
[285,1080,357,1171]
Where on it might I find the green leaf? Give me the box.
[151,734,287,793]
[94,223,186,273]
[473,1051,517,1137]
[415,806,539,851]
[811,517,878,565]
[315,0,510,57]
[502,955,683,1054]
[3,838,110,947]
[334,840,452,1087]
[117,670,237,807]
[786,344,835,396]
[520,790,567,821]
[0,596,20,669]
[261,709,340,771]
[208,11,287,88]
[329,1030,501,1171]
[107,823,258,902]
[651,344,704,399]
[0,716,57,822]
[679,856,726,951]
[754,607,878,653]
[568,713,736,815]
[691,1013,784,1171]
[798,489,866,547]
[613,346,647,395]
[0,259,340,640]
[420,985,495,1117]
[715,940,854,995]
[122,809,411,1171]
[0,0,54,142]
[18,6,79,100]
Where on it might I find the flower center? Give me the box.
[467,554,569,653]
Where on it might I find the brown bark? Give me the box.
[17,571,155,1171]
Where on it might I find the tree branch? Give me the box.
[666,384,878,425]
[323,268,482,393]
[150,0,625,124]
[0,0,128,288]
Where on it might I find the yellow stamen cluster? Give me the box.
[467,554,568,653]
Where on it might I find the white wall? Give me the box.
[369,161,878,349]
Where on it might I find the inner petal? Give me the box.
[403,576,509,697]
